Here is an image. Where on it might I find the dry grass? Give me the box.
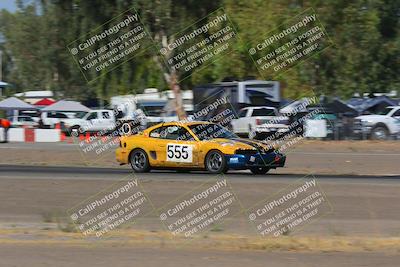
[0,227,399,253]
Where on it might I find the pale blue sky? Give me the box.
[0,0,17,12]
[0,0,35,12]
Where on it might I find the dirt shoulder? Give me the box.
[0,242,399,267]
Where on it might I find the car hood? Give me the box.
[355,115,386,120]
[211,138,275,152]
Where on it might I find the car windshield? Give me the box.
[252,108,276,116]
[189,123,238,141]
[75,112,88,119]
[376,107,393,115]
[20,116,33,121]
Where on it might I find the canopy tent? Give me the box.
[347,96,398,114]
[326,99,358,116]
[0,97,37,110]
[41,100,91,112]
[34,98,56,106]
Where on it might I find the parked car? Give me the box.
[19,110,40,123]
[39,111,75,129]
[63,109,116,134]
[231,106,289,139]
[8,116,38,128]
[353,106,400,140]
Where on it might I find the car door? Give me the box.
[46,112,59,127]
[92,111,108,131]
[85,112,99,131]
[20,116,35,127]
[149,125,199,167]
[232,109,249,134]
[166,126,199,167]
[391,109,400,133]
[99,111,115,132]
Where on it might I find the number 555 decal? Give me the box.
[166,143,193,163]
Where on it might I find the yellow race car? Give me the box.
[116,121,286,174]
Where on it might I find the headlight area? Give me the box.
[226,150,286,170]
[361,120,374,127]
[360,120,374,133]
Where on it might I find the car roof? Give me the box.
[8,115,30,118]
[165,121,213,126]
[242,106,276,110]
[145,121,213,132]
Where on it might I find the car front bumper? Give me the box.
[255,125,290,134]
[226,152,286,169]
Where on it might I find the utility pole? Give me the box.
[168,69,187,120]
[159,35,187,120]
[0,50,2,97]
[0,50,2,82]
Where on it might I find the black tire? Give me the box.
[205,150,228,174]
[129,149,150,173]
[70,125,82,137]
[371,126,389,140]
[250,167,270,174]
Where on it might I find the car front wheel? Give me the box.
[205,150,228,174]
[371,126,389,140]
[130,149,150,173]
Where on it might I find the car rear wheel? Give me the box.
[371,126,389,140]
[250,167,270,174]
[205,150,228,174]
[130,149,150,173]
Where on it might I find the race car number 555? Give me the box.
[166,143,193,163]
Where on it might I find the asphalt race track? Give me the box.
[0,164,399,267]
